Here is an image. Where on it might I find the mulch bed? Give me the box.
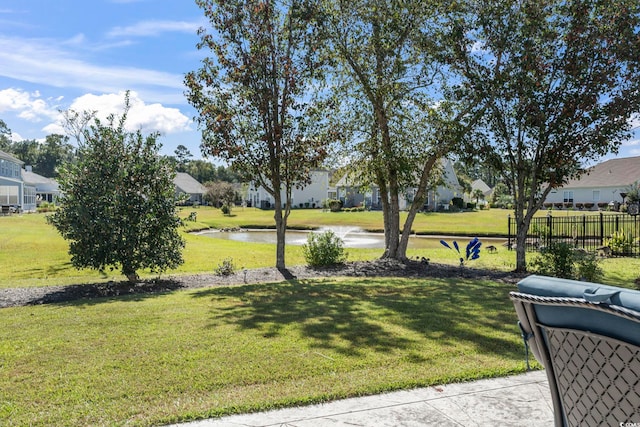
[0,259,527,309]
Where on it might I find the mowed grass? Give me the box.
[1,206,639,426]
[1,207,639,288]
[180,205,516,235]
[0,276,531,426]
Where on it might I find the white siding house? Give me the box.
[247,170,330,209]
[0,150,37,212]
[335,158,462,210]
[465,179,492,207]
[22,167,60,206]
[544,156,640,209]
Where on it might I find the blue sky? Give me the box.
[0,0,206,158]
[1,1,638,164]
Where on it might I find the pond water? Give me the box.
[196,227,507,250]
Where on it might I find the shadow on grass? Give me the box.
[22,279,185,307]
[192,277,522,359]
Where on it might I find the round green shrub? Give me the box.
[302,230,348,267]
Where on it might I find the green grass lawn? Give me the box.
[0,276,531,426]
[1,207,638,288]
[180,205,517,235]
[1,207,639,426]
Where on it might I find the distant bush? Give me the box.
[328,199,343,212]
[214,257,236,276]
[529,242,602,281]
[303,230,347,267]
[605,230,635,255]
[37,202,56,213]
[451,197,464,209]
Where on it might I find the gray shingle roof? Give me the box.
[174,172,206,194]
[22,170,56,186]
[0,150,24,164]
[564,156,640,188]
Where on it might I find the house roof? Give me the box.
[22,169,58,188]
[563,156,640,188]
[471,179,492,195]
[174,172,206,194]
[0,150,24,164]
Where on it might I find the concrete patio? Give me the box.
[169,370,553,426]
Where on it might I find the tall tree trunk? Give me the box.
[273,193,287,270]
[397,156,440,258]
[515,218,528,273]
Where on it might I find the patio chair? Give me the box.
[510,275,640,427]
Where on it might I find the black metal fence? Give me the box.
[507,213,640,257]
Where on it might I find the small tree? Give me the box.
[472,188,485,206]
[48,93,184,283]
[203,181,237,214]
[185,0,328,269]
[624,181,640,203]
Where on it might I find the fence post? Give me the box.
[582,215,586,248]
[546,213,552,246]
[600,212,604,245]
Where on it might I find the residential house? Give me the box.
[544,156,640,209]
[22,166,60,206]
[335,158,462,210]
[174,172,207,205]
[0,150,36,212]
[247,169,330,209]
[466,179,493,207]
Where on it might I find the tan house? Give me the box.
[544,156,640,208]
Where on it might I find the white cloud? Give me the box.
[629,114,640,130]
[0,36,186,100]
[43,91,191,136]
[107,20,201,38]
[0,88,59,122]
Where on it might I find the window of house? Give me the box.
[593,190,600,202]
[0,185,18,205]
[24,186,36,206]
[563,191,574,203]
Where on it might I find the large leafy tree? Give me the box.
[446,0,640,272]
[2,133,75,178]
[48,94,184,283]
[34,134,75,177]
[313,0,463,260]
[173,144,193,172]
[185,0,328,269]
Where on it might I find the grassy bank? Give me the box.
[1,208,639,288]
[179,205,517,235]
[0,276,530,426]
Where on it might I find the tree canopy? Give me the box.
[48,94,184,283]
[446,0,640,271]
[313,0,462,260]
[185,0,329,269]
